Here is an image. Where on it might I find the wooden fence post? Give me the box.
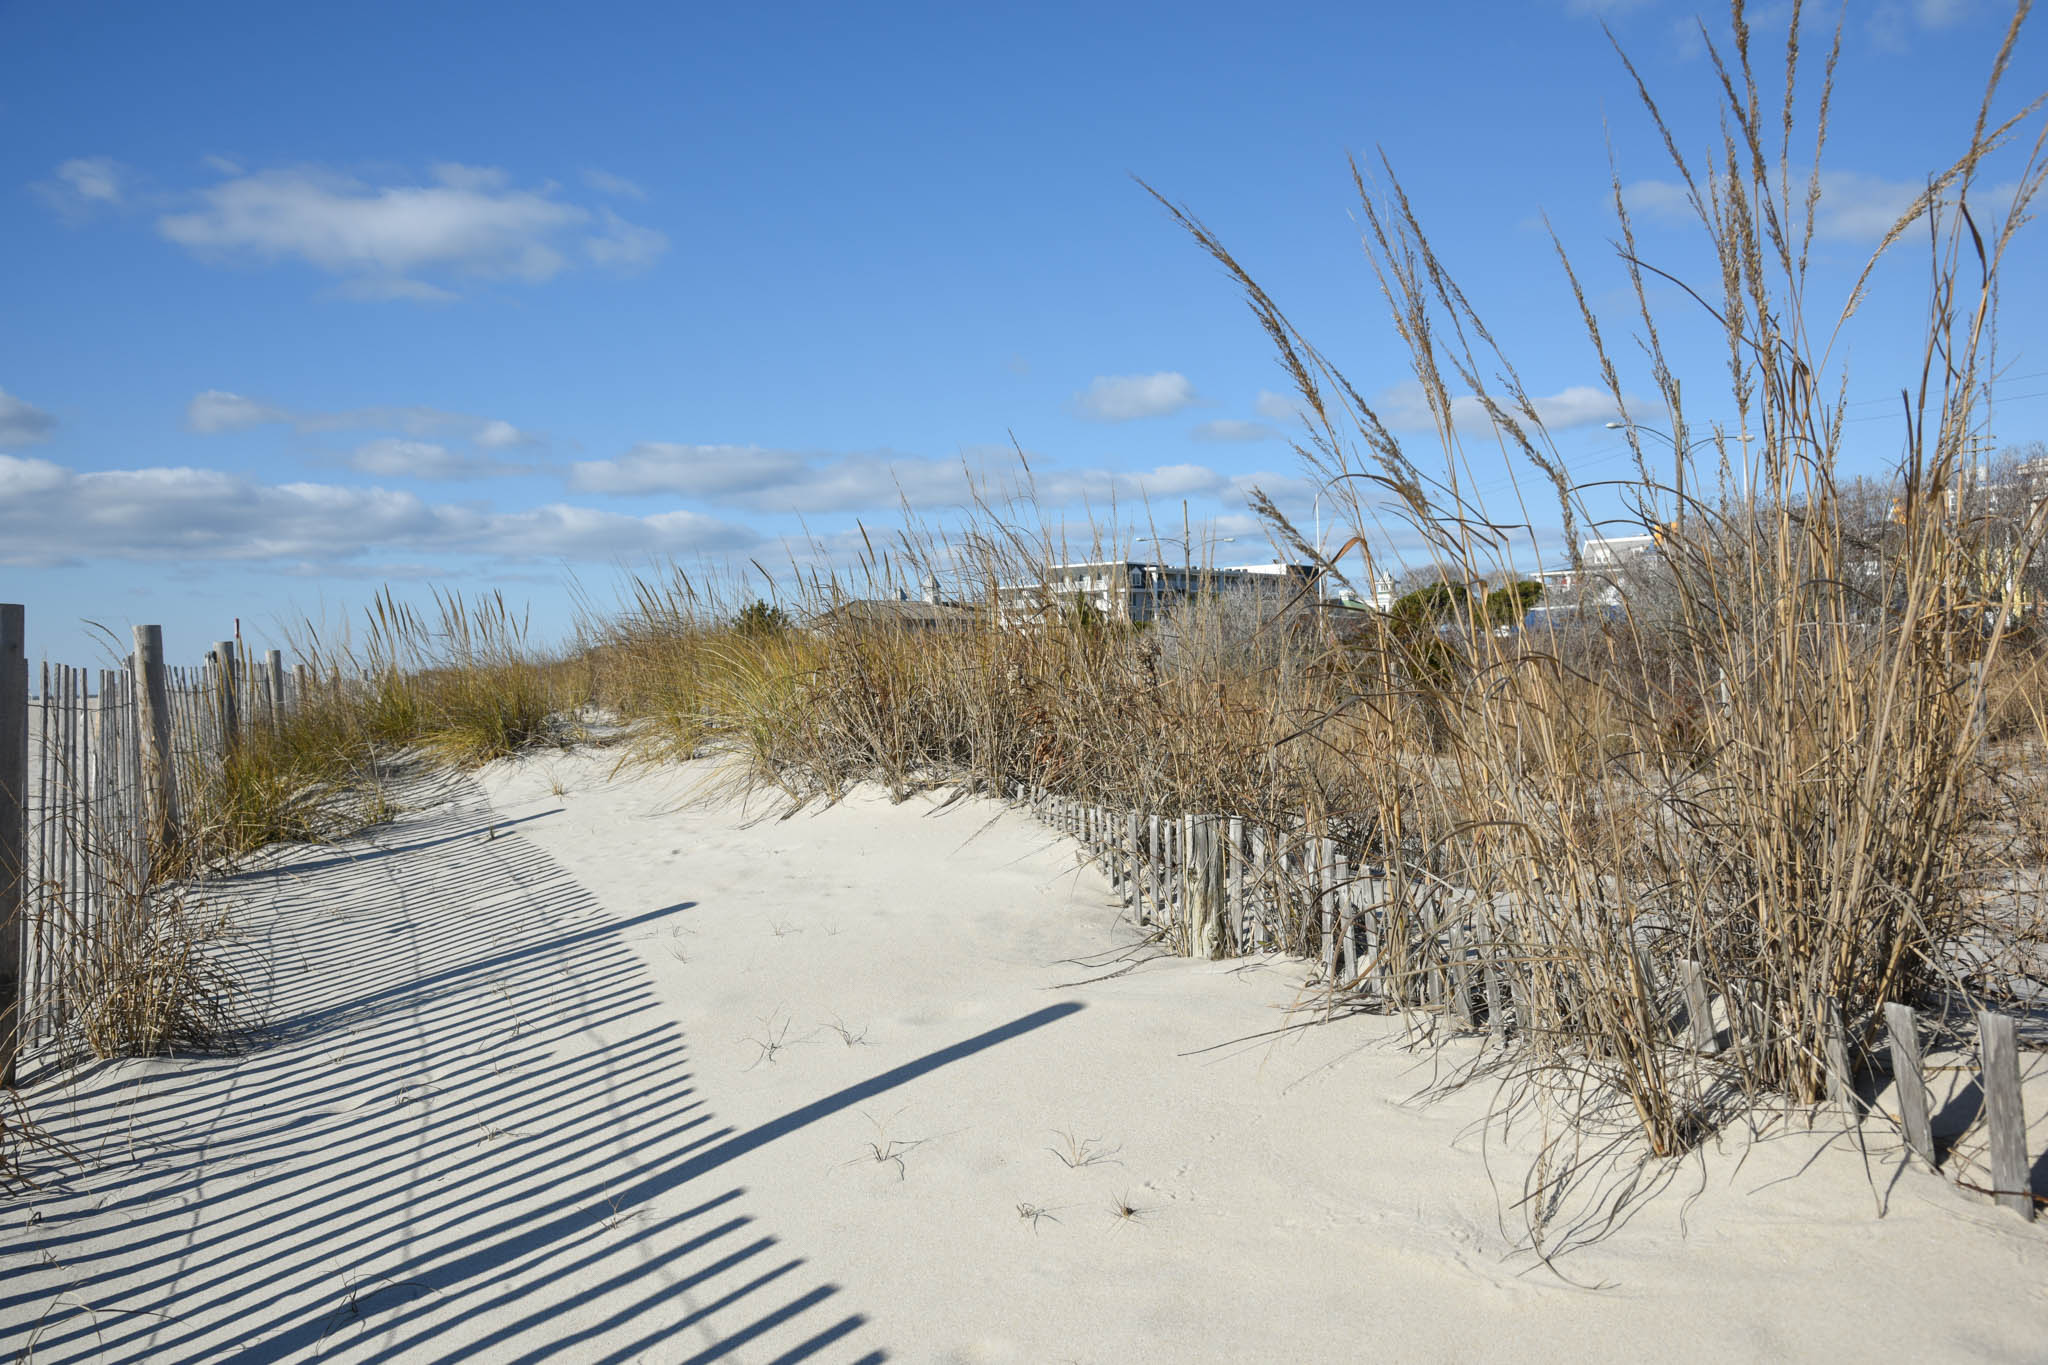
[132,625,180,859]
[1823,1000,1855,1115]
[1884,1002,1935,1170]
[267,649,284,726]
[1447,920,1476,1029]
[1147,814,1162,926]
[1980,1011,2034,1221]
[1681,959,1718,1053]
[1226,815,1243,954]
[1483,906,1509,1041]
[1334,850,1356,985]
[1319,839,1338,985]
[0,605,25,1088]
[1124,812,1140,910]
[1191,816,1226,960]
[212,640,240,756]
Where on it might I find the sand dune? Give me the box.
[5,749,2044,1362]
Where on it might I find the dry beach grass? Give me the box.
[8,1,2046,1249]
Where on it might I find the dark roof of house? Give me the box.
[814,599,979,630]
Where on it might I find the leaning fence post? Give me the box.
[1192,816,1226,960]
[132,625,180,860]
[1130,818,1146,912]
[0,605,26,1087]
[1680,959,1718,1053]
[1483,907,1509,1042]
[1979,1011,2034,1221]
[1226,815,1244,954]
[253,657,274,732]
[267,649,284,727]
[1884,1002,1935,1170]
[212,640,240,758]
[1447,919,1476,1029]
[1823,1000,1856,1116]
[1334,849,1356,985]
[1319,839,1338,985]
[1147,814,1162,926]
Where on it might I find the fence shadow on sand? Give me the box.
[5,774,1080,1362]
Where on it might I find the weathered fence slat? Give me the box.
[1013,784,2041,1228]
[212,641,240,755]
[0,605,26,1086]
[1979,1011,2034,1221]
[1681,959,1718,1053]
[1824,1001,1855,1116]
[1884,1002,1935,1170]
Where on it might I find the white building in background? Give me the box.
[1326,569,1398,611]
[1580,533,1660,568]
[995,559,1318,626]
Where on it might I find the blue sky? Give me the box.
[4,0,2043,665]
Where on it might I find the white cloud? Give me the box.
[1872,0,1976,47]
[1624,169,2015,241]
[33,156,126,219]
[345,438,453,476]
[428,162,511,193]
[185,389,290,433]
[1072,372,1199,422]
[583,169,647,200]
[1254,389,1305,423]
[0,388,57,446]
[1809,171,1924,240]
[184,390,543,450]
[1619,178,1696,222]
[342,438,535,479]
[569,441,1273,516]
[57,157,123,204]
[1376,381,1622,436]
[474,419,539,449]
[0,454,753,567]
[1521,386,1626,430]
[569,444,966,513]
[584,208,668,271]
[1914,0,1972,24]
[335,276,461,303]
[154,162,667,301]
[1191,418,1278,443]
[1032,463,1237,506]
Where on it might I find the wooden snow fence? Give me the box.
[1015,782,2042,1223]
[0,610,312,1080]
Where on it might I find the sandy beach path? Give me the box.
[3,769,887,1363]
[5,748,2046,1363]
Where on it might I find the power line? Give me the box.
[1840,368,2048,410]
[1846,388,2048,423]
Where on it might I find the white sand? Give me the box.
[4,749,2045,1362]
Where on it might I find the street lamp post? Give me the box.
[1307,471,1386,606]
[1605,419,1756,518]
[1134,533,1235,623]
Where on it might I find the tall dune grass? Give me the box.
[20,0,2037,1223]
[558,0,2047,1237]
[11,591,581,1095]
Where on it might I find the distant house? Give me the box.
[1581,533,1661,568]
[814,578,978,634]
[995,559,1317,627]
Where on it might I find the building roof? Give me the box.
[996,559,1315,591]
[814,599,979,630]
